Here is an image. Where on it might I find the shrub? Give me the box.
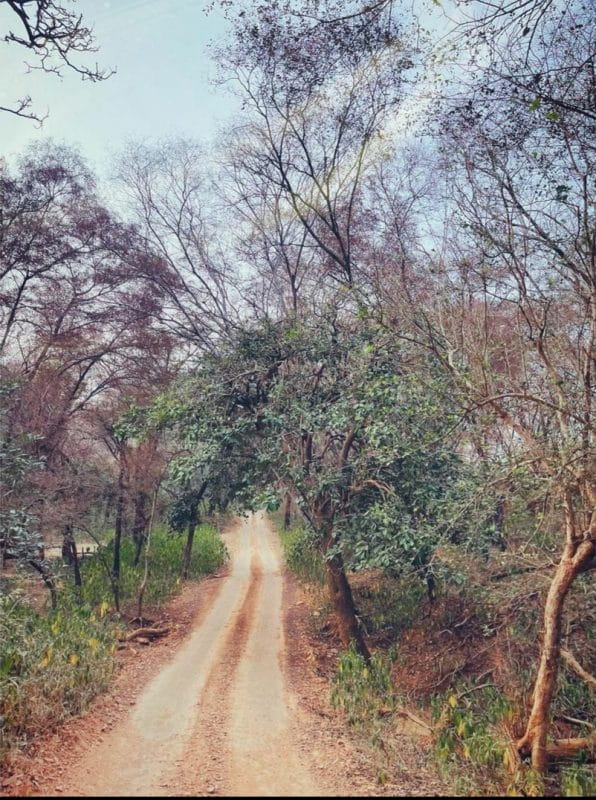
[73,524,226,612]
[0,592,118,764]
[331,644,396,725]
[278,524,325,584]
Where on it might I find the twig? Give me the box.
[395,709,433,732]
[556,714,594,730]
[457,682,495,700]
[561,648,596,691]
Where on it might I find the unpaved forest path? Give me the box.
[55,513,341,797]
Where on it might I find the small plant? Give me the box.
[431,685,514,795]
[279,524,325,584]
[561,764,596,797]
[0,591,119,765]
[331,644,396,725]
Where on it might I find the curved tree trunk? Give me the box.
[283,492,292,529]
[324,550,370,660]
[319,515,369,660]
[517,537,594,772]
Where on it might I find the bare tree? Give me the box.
[0,0,113,122]
[114,139,243,352]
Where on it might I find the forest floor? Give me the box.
[3,512,446,797]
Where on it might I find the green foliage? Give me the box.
[561,764,596,797]
[74,525,226,611]
[331,644,397,726]
[0,592,118,764]
[171,314,501,589]
[279,524,325,584]
[0,381,44,562]
[354,575,425,636]
[431,685,515,795]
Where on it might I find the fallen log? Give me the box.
[119,625,171,642]
[545,732,596,760]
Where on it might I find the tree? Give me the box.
[0,0,113,122]
[414,5,596,770]
[217,0,416,294]
[114,139,242,352]
[170,312,491,658]
[1,143,177,607]
[0,380,58,607]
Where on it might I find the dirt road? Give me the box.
[56,513,335,797]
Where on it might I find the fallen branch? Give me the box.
[489,565,542,581]
[120,626,171,642]
[561,648,596,690]
[395,709,433,732]
[555,714,594,730]
[457,682,495,700]
[545,732,596,760]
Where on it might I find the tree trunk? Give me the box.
[111,450,127,613]
[517,537,594,772]
[132,490,149,567]
[283,492,292,529]
[320,517,369,660]
[181,481,208,579]
[136,487,158,622]
[182,518,196,580]
[63,524,82,598]
[28,559,57,610]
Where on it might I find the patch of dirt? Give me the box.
[2,515,450,797]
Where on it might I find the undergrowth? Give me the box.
[278,523,325,584]
[0,523,226,769]
[331,644,397,726]
[0,592,119,766]
[72,524,226,612]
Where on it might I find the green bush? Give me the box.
[331,644,396,725]
[279,524,325,584]
[75,524,226,611]
[561,764,596,797]
[0,592,118,763]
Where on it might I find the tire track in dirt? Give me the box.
[225,515,322,797]
[171,528,265,796]
[58,516,256,797]
[35,512,416,798]
[178,512,323,797]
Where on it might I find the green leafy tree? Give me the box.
[167,312,493,658]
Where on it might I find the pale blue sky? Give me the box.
[0,0,235,175]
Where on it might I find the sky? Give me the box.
[0,0,236,177]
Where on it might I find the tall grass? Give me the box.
[278,523,325,584]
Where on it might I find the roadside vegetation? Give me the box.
[1,0,594,795]
[276,515,595,796]
[0,523,225,769]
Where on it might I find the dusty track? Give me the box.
[52,513,331,797]
[14,512,443,797]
